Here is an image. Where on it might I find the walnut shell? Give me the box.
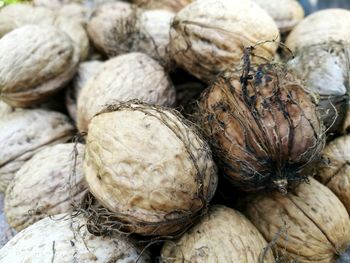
[0,3,89,60]
[0,214,151,262]
[287,42,350,134]
[169,0,280,83]
[66,61,103,122]
[0,25,79,107]
[286,9,350,52]
[252,0,304,33]
[161,205,274,262]
[83,102,218,236]
[197,64,325,192]
[87,2,173,62]
[33,0,82,9]
[5,143,86,232]
[77,53,175,132]
[343,106,350,133]
[0,109,74,193]
[131,0,192,12]
[317,135,350,214]
[244,177,350,263]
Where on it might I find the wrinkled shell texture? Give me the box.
[33,0,82,9]
[287,42,350,133]
[5,143,86,231]
[0,214,151,263]
[170,0,280,83]
[244,178,350,263]
[0,25,79,107]
[77,52,175,132]
[87,2,139,57]
[252,0,304,33]
[0,109,74,193]
[132,0,192,12]
[286,9,350,52]
[66,60,103,122]
[317,135,350,213]
[162,205,274,263]
[0,4,89,60]
[137,9,174,62]
[87,3,173,61]
[57,4,88,26]
[84,103,218,235]
[197,64,324,192]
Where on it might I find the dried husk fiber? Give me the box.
[161,205,275,263]
[0,214,151,262]
[287,41,350,135]
[169,0,280,83]
[0,25,80,107]
[87,2,174,62]
[244,177,350,263]
[0,109,74,193]
[81,101,218,236]
[5,143,86,232]
[316,135,350,214]
[197,62,325,192]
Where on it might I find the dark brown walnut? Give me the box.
[244,177,350,263]
[316,135,350,214]
[0,25,80,107]
[287,41,350,135]
[197,63,325,192]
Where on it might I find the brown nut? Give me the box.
[161,205,274,263]
[0,109,74,193]
[77,52,175,133]
[317,135,350,214]
[0,25,79,107]
[244,177,350,263]
[83,102,218,236]
[169,0,280,83]
[5,143,86,232]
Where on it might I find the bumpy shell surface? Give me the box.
[161,205,274,263]
[244,177,350,263]
[0,4,89,60]
[286,9,350,52]
[84,102,218,236]
[197,63,325,192]
[0,109,74,193]
[287,42,350,134]
[66,61,103,122]
[131,0,192,12]
[169,0,280,83]
[87,2,138,57]
[317,135,350,213]
[33,0,82,9]
[77,53,175,132]
[87,2,173,62]
[5,143,86,232]
[0,25,79,107]
[0,214,151,263]
[252,0,304,33]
